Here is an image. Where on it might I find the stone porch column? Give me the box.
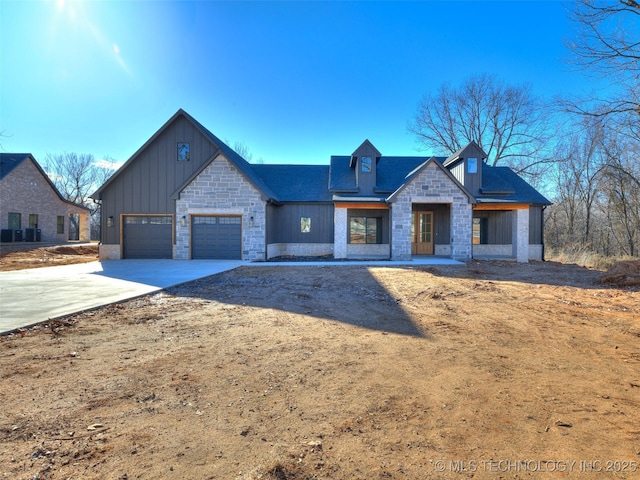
[334,207,347,259]
[512,208,529,263]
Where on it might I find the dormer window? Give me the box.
[468,157,478,174]
[361,156,372,173]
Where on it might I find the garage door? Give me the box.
[123,216,172,259]
[191,216,242,259]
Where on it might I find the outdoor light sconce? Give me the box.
[180,216,187,227]
[107,216,114,228]
[249,216,254,228]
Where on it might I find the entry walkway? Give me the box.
[0,257,462,334]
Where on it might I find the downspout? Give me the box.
[541,205,547,262]
[386,200,393,260]
[93,198,103,245]
[264,198,276,261]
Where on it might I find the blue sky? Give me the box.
[1,0,591,167]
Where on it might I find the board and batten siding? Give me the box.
[473,207,544,245]
[529,206,543,244]
[100,115,218,245]
[267,203,334,244]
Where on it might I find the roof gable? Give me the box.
[387,157,476,203]
[0,153,90,211]
[443,140,487,167]
[92,109,276,201]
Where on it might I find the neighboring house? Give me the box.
[0,153,91,243]
[91,109,551,263]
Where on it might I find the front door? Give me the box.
[411,211,434,255]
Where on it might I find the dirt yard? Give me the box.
[1,256,639,479]
[0,244,99,271]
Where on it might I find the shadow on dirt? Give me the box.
[408,260,611,290]
[167,266,429,339]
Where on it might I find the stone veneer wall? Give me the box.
[333,207,347,259]
[390,162,472,261]
[0,158,90,243]
[346,243,390,257]
[267,243,334,259]
[512,208,529,263]
[175,155,266,261]
[99,244,121,260]
[473,244,544,261]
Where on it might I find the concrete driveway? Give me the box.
[0,260,243,334]
[0,256,463,334]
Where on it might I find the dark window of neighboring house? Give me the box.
[8,212,21,229]
[177,142,190,161]
[472,217,488,244]
[57,216,65,234]
[349,217,382,244]
[29,214,38,228]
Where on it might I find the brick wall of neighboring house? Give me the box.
[0,158,90,243]
[175,154,266,261]
[390,162,473,261]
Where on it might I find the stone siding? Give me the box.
[390,162,472,261]
[513,208,530,262]
[99,244,121,260]
[267,243,334,259]
[346,243,390,257]
[529,244,543,261]
[175,154,266,261]
[473,243,544,261]
[333,207,347,259]
[0,158,90,243]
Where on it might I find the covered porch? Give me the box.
[472,204,530,262]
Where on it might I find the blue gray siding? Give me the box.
[100,115,218,244]
[267,203,334,243]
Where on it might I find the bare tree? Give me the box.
[408,73,552,178]
[564,0,640,135]
[44,153,116,240]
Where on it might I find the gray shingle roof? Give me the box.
[181,111,279,201]
[375,156,438,192]
[329,156,358,192]
[478,163,551,205]
[252,165,331,202]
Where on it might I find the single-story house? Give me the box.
[91,109,551,262]
[0,153,91,243]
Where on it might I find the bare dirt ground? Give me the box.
[0,244,99,271]
[1,252,640,479]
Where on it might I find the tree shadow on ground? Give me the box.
[166,266,429,338]
[412,259,614,290]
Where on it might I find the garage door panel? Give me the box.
[123,216,172,259]
[192,216,241,259]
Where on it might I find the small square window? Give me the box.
[177,142,190,162]
[301,217,311,233]
[361,156,372,173]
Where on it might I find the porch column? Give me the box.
[512,208,529,263]
[334,206,347,259]
[390,202,412,261]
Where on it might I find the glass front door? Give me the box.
[411,211,434,255]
